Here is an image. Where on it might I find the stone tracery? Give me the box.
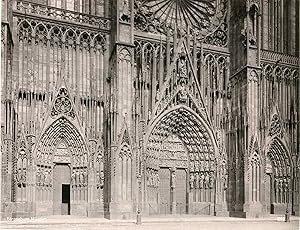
[1,0,298,220]
[134,0,227,39]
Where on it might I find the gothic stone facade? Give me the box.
[1,0,299,220]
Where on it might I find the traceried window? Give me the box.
[262,0,299,55]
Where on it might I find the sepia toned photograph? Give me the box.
[0,0,299,229]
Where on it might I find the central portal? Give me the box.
[145,106,219,216]
[53,164,71,215]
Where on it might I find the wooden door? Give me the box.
[159,168,171,214]
[176,169,187,214]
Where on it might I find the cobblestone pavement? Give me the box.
[0,215,299,230]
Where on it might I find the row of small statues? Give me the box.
[36,167,52,186]
[36,151,52,164]
[189,160,215,172]
[15,168,27,187]
[146,169,160,188]
[274,177,290,191]
[71,169,88,187]
[189,171,215,189]
[36,151,88,166]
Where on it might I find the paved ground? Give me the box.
[0,215,299,230]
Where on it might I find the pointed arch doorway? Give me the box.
[266,138,292,214]
[35,117,89,216]
[144,105,220,216]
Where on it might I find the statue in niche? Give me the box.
[40,168,45,186]
[278,177,283,192]
[189,173,195,189]
[178,80,188,103]
[189,161,194,172]
[204,151,209,160]
[99,170,104,188]
[45,169,50,186]
[48,169,52,187]
[16,168,23,187]
[80,153,84,165]
[283,177,289,193]
[210,161,216,170]
[204,161,209,171]
[223,173,228,190]
[199,172,204,189]
[171,168,176,189]
[79,169,84,186]
[83,152,87,165]
[96,171,100,187]
[75,169,80,186]
[177,54,188,103]
[200,161,204,171]
[204,172,210,189]
[146,169,150,186]
[71,170,76,185]
[120,0,130,22]
[194,161,199,171]
[83,169,88,186]
[195,172,200,189]
[209,171,214,189]
[36,168,41,186]
[178,54,187,79]
[156,172,160,188]
[150,170,154,187]
[274,177,278,192]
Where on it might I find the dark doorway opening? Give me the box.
[62,184,70,215]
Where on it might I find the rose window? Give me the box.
[135,0,227,38]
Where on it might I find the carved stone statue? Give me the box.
[71,170,76,185]
[75,169,80,185]
[179,56,187,79]
[199,172,204,189]
[189,173,194,189]
[209,171,214,189]
[146,169,150,186]
[204,172,209,189]
[150,170,154,187]
[120,0,130,22]
[83,170,87,186]
[45,169,50,186]
[36,168,41,186]
[204,161,209,171]
[171,168,176,189]
[156,172,160,188]
[195,172,200,189]
[278,178,283,192]
[223,173,228,190]
[99,170,104,187]
[79,169,84,186]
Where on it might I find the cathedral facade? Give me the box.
[1,0,299,220]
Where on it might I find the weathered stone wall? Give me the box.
[1,0,299,220]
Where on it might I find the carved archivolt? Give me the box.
[267,137,291,204]
[35,117,88,192]
[145,106,218,193]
